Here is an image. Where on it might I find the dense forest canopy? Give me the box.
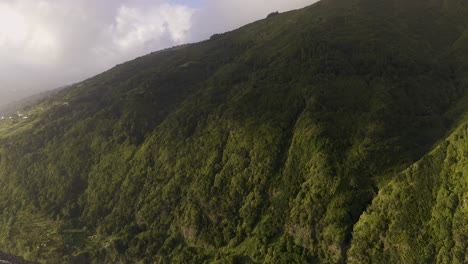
[0,0,467,263]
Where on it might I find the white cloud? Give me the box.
[0,2,59,64]
[109,4,193,52]
[0,0,317,105]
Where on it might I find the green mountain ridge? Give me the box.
[0,0,467,263]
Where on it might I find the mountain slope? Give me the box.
[349,117,467,264]
[0,0,467,263]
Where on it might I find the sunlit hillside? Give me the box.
[0,0,467,263]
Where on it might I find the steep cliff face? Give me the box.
[0,0,467,263]
[349,119,468,264]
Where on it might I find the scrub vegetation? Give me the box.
[0,0,467,263]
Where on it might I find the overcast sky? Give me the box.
[0,0,315,105]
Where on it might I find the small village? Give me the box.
[0,102,69,126]
[1,111,30,121]
[0,111,32,125]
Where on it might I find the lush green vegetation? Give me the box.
[0,0,467,263]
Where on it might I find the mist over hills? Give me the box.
[0,90,35,108]
[0,0,467,263]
